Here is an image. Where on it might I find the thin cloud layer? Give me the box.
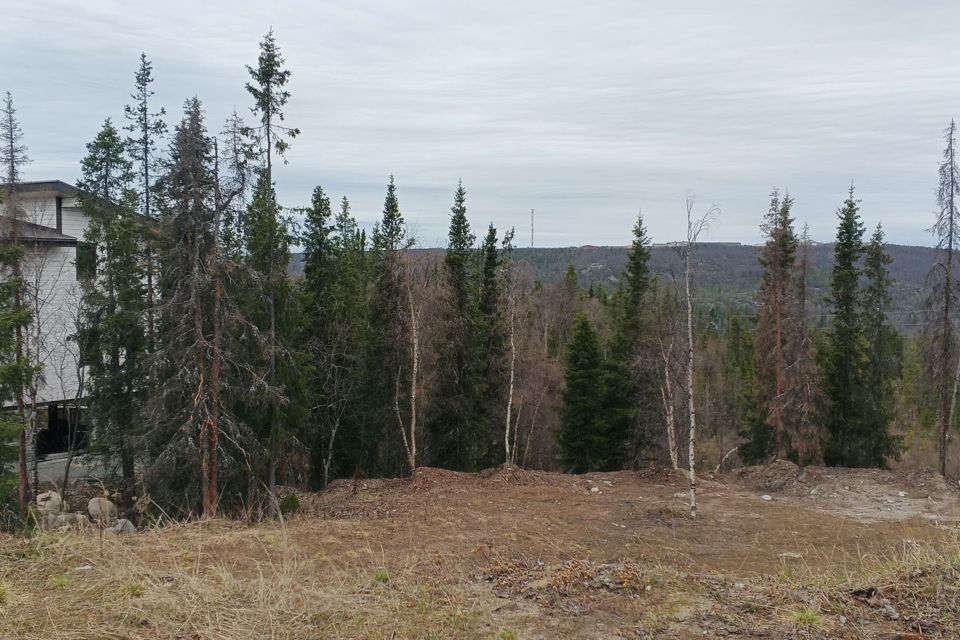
[3,0,958,246]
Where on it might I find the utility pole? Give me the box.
[530,208,535,248]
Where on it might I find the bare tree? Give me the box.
[652,276,683,470]
[925,120,960,476]
[676,193,717,518]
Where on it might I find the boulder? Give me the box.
[88,497,118,524]
[36,490,66,514]
[106,518,136,535]
[42,511,89,531]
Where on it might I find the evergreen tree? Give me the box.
[429,181,479,469]
[743,189,805,463]
[860,223,903,466]
[77,119,147,482]
[365,176,413,475]
[475,223,504,467]
[559,313,602,472]
[821,188,866,466]
[243,29,304,503]
[608,212,655,467]
[147,98,264,515]
[0,91,33,511]
[123,53,166,350]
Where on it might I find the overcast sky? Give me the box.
[3,1,959,247]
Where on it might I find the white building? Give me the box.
[1,180,90,455]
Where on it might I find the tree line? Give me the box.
[2,32,959,522]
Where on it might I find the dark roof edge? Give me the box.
[0,180,80,197]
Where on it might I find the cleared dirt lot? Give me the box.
[1,462,958,639]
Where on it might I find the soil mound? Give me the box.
[735,459,800,492]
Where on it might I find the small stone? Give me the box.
[898,491,908,497]
[106,518,136,535]
[590,487,600,493]
[761,494,772,501]
[778,552,803,560]
[839,615,847,624]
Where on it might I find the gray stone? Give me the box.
[36,490,66,514]
[106,518,136,535]
[760,494,772,501]
[88,496,118,524]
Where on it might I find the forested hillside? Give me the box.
[293,242,935,330]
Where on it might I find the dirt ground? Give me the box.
[1,462,958,639]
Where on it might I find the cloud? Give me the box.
[3,0,958,246]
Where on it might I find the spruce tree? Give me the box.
[243,29,304,503]
[429,181,478,469]
[821,187,866,466]
[123,53,166,350]
[475,223,504,467]
[608,212,654,467]
[743,190,800,463]
[365,176,412,475]
[77,119,147,482]
[0,91,33,510]
[558,313,603,472]
[860,223,903,466]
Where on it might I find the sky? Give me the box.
[3,1,959,247]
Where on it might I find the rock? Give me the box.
[778,552,803,560]
[36,490,66,514]
[898,491,908,497]
[106,518,136,535]
[760,494,772,501]
[590,487,600,493]
[43,511,88,531]
[88,497,118,524]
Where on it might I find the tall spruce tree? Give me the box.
[243,29,303,503]
[608,212,654,467]
[475,223,505,467]
[821,187,866,466]
[429,181,478,469]
[123,53,166,350]
[78,119,147,482]
[365,176,413,475]
[860,223,902,466]
[0,91,33,511]
[743,189,803,463]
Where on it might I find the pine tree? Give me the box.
[123,53,166,350]
[822,187,866,466]
[860,223,903,466]
[77,119,147,482]
[559,313,603,473]
[0,91,33,511]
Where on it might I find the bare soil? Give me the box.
[1,462,958,639]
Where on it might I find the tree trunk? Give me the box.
[504,295,517,465]
[685,247,697,518]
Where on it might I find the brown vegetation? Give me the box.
[2,463,958,639]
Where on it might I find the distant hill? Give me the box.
[290,243,938,330]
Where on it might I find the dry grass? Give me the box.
[1,466,958,639]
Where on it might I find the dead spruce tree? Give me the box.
[147,99,262,517]
[924,120,960,476]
